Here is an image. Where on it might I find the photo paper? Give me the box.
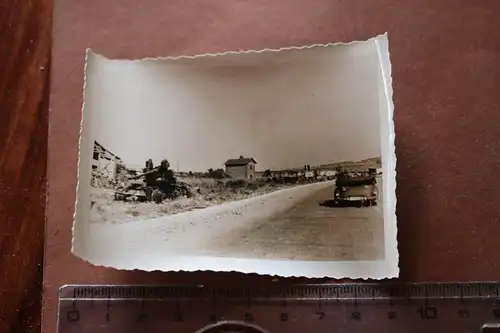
[73,33,398,278]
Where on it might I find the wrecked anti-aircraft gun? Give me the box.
[114,159,194,203]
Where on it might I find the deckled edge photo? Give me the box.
[72,33,398,279]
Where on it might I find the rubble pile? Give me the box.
[91,169,120,189]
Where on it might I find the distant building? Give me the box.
[224,155,257,180]
[92,141,124,186]
[271,169,300,178]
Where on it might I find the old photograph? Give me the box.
[73,34,398,278]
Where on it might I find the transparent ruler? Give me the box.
[57,282,500,332]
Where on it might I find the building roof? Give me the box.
[94,140,121,160]
[224,156,257,166]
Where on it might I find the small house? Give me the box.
[224,155,257,180]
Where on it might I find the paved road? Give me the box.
[202,177,385,261]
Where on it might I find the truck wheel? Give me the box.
[152,189,164,203]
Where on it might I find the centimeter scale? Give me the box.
[58,282,500,333]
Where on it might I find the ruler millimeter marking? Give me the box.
[58,282,500,333]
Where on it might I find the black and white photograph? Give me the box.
[73,34,398,278]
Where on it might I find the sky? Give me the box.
[85,41,383,172]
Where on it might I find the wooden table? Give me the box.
[0,0,51,332]
[2,1,500,333]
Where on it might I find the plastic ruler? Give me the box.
[57,282,500,332]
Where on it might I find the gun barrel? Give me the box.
[128,167,160,180]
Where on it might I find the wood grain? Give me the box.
[43,1,500,332]
[0,0,51,332]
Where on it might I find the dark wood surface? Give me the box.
[0,0,490,332]
[6,1,500,332]
[0,0,51,332]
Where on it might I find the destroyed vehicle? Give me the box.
[334,173,378,206]
[115,179,194,204]
[114,159,194,204]
[114,188,148,202]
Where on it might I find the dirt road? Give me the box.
[201,177,385,261]
[80,179,385,266]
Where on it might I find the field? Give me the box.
[88,156,382,224]
[89,177,298,224]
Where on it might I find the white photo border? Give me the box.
[72,33,398,279]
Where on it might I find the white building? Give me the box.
[318,170,337,177]
[224,156,257,180]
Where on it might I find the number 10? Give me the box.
[418,307,438,320]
